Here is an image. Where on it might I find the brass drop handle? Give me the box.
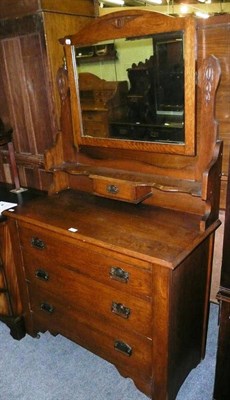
[35,269,49,281]
[40,303,54,314]
[114,340,132,357]
[110,267,129,283]
[31,237,46,250]
[107,184,119,194]
[111,302,131,319]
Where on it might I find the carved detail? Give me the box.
[204,65,214,103]
[198,55,221,106]
[56,65,69,103]
[112,16,136,29]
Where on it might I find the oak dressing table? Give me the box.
[3,10,223,400]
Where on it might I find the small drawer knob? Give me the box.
[114,340,132,357]
[110,267,129,283]
[31,237,46,250]
[107,184,119,194]
[40,303,54,314]
[35,269,49,281]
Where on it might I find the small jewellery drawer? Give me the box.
[90,175,152,204]
[24,251,152,337]
[18,223,152,299]
[29,287,152,380]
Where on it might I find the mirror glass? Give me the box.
[76,31,184,144]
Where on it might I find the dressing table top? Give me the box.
[4,188,220,269]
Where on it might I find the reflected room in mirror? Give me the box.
[76,31,185,144]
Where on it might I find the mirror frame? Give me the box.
[62,10,196,156]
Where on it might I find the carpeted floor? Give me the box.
[0,303,218,400]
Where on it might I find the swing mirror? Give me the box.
[63,11,196,155]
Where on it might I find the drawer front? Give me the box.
[92,176,134,201]
[90,175,152,203]
[24,251,152,338]
[29,287,152,380]
[18,224,152,299]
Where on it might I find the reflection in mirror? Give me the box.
[76,32,184,144]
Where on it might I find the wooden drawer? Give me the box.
[24,250,152,337]
[18,223,152,299]
[29,286,152,380]
[90,175,152,203]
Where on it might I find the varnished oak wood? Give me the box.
[97,11,230,211]
[4,189,220,267]
[4,189,220,400]
[1,9,223,400]
[46,11,222,231]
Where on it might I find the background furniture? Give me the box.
[0,0,96,190]
[110,54,184,142]
[213,150,230,400]
[0,183,44,339]
[0,119,21,191]
[79,73,128,138]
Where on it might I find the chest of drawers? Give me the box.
[4,189,219,400]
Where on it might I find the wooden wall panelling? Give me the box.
[0,0,97,19]
[0,32,55,153]
[0,24,56,190]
